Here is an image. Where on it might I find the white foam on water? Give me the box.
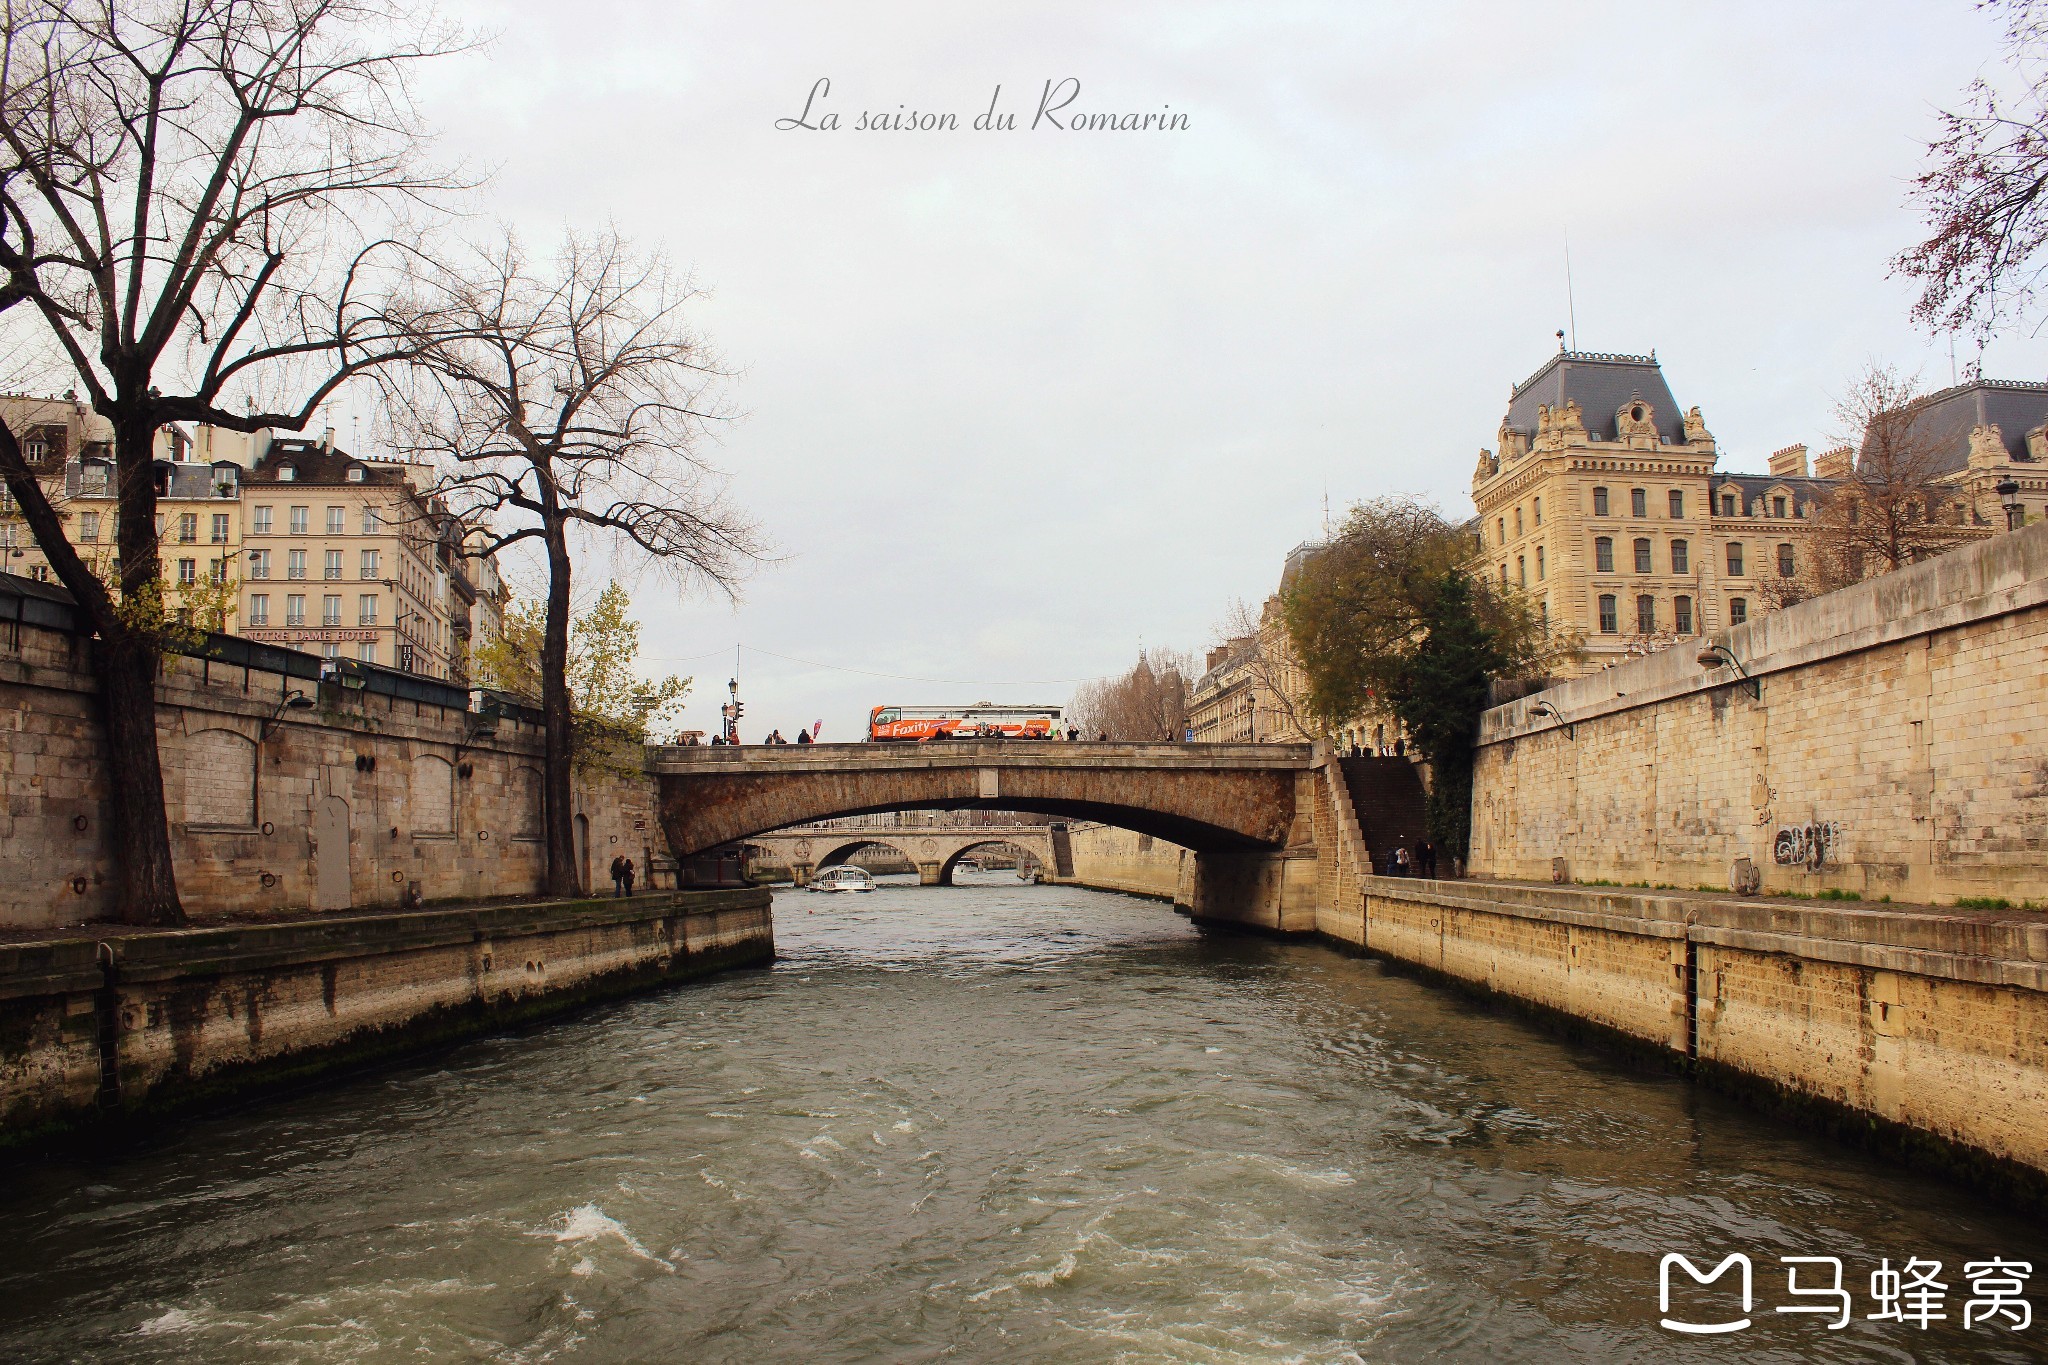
[532,1203,674,1271]
[133,1305,204,1336]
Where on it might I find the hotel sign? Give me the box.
[246,629,381,644]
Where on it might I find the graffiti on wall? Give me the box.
[1773,821,1842,870]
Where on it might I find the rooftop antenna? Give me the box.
[1564,230,1578,352]
[1322,480,1330,537]
[1950,335,1958,388]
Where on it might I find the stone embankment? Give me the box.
[0,889,772,1144]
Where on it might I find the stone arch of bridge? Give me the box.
[815,839,913,870]
[937,839,1042,886]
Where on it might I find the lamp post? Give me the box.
[1697,643,1761,700]
[1997,478,2024,532]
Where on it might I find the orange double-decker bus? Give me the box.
[867,704,1063,742]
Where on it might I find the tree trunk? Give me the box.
[96,629,185,925]
[540,516,580,897]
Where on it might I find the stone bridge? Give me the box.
[648,741,1328,921]
[743,824,1057,887]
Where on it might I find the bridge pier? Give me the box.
[1185,847,1323,934]
[790,862,814,888]
[917,862,943,887]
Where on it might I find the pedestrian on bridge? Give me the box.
[797,727,813,744]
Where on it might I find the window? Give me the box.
[346,466,365,483]
[211,513,230,544]
[177,557,196,584]
[1499,563,1508,583]
[286,594,305,626]
[277,465,296,482]
[360,548,379,579]
[80,511,100,542]
[1633,538,1652,573]
[1598,594,1618,634]
[248,549,269,579]
[1671,539,1689,574]
[1670,490,1685,519]
[178,513,197,543]
[324,549,343,580]
[361,506,380,535]
[249,594,270,627]
[289,505,308,535]
[359,594,378,626]
[1593,486,1610,516]
[1722,492,1737,517]
[1516,554,1526,586]
[1726,542,1744,576]
[1674,596,1694,634]
[1772,496,1786,518]
[154,514,166,537]
[322,642,340,660]
[326,507,345,534]
[1536,545,1546,580]
[1637,594,1657,633]
[360,640,378,665]
[322,594,342,626]
[1595,536,1614,573]
[210,557,227,583]
[1631,488,1647,517]
[1729,597,1748,625]
[1777,543,1796,578]
[1533,497,1543,526]
[252,506,273,535]
[28,565,49,583]
[287,549,306,580]
[1514,507,1524,536]
[1496,517,1506,546]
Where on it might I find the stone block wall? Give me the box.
[0,615,667,928]
[1473,518,2048,902]
[1059,822,1188,901]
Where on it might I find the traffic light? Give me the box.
[734,701,744,718]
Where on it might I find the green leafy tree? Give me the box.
[476,583,692,764]
[1281,497,1576,862]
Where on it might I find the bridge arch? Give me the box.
[938,839,1041,886]
[816,839,913,871]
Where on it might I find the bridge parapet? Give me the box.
[646,740,1314,775]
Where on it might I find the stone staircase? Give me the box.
[1337,757,1430,872]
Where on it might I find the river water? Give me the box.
[3,876,2046,1363]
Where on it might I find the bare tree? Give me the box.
[1215,596,1316,741]
[1807,365,1978,585]
[0,0,465,923]
[1067,647,1191,740]
[383,230,762,897]
[1895,0,2048,340]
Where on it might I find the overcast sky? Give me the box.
[409,0,2043,741]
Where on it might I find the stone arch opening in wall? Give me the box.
[183,727,259,828]
[938,840,1041,886]
[413,753,455,835]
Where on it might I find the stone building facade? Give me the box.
[0,396,508,681]
[1472,350,2043,676]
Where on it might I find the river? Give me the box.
[2,875,2044,1362]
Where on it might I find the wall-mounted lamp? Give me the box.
[260,688,314,739]
[1528,700,1575,740]
[1697,643,1761,700]
[1997,477,2024,532]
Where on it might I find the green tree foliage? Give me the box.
[1281,498,1576,861]
[476,582,691,760]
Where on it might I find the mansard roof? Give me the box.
[1877,378,2048,476]
[1505,349,1687,445]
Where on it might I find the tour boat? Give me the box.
[807,866,875,893]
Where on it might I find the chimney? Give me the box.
[1206,645,1230,673]
[1812,444,1854,479]
[1768,442,1809,478]
[320,426,335,453]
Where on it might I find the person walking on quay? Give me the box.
[622,858,637,897]
[1418,840,1437,879]
[1394,845,1412,877]
[609,854,627,898]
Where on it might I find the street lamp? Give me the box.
[259,688,315,740]
[1529,700,1575,740]
[1697,643,1761,700]
[1997,478,2024,532]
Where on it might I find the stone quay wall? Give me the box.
[0,889,772,1142]
[1058,822,1189,901]
[1321,874,2048,1196]
[1469,517,2048,903]
[0,609,663,929]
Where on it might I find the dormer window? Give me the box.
[346,466,365,482]
[278,465,296,482]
